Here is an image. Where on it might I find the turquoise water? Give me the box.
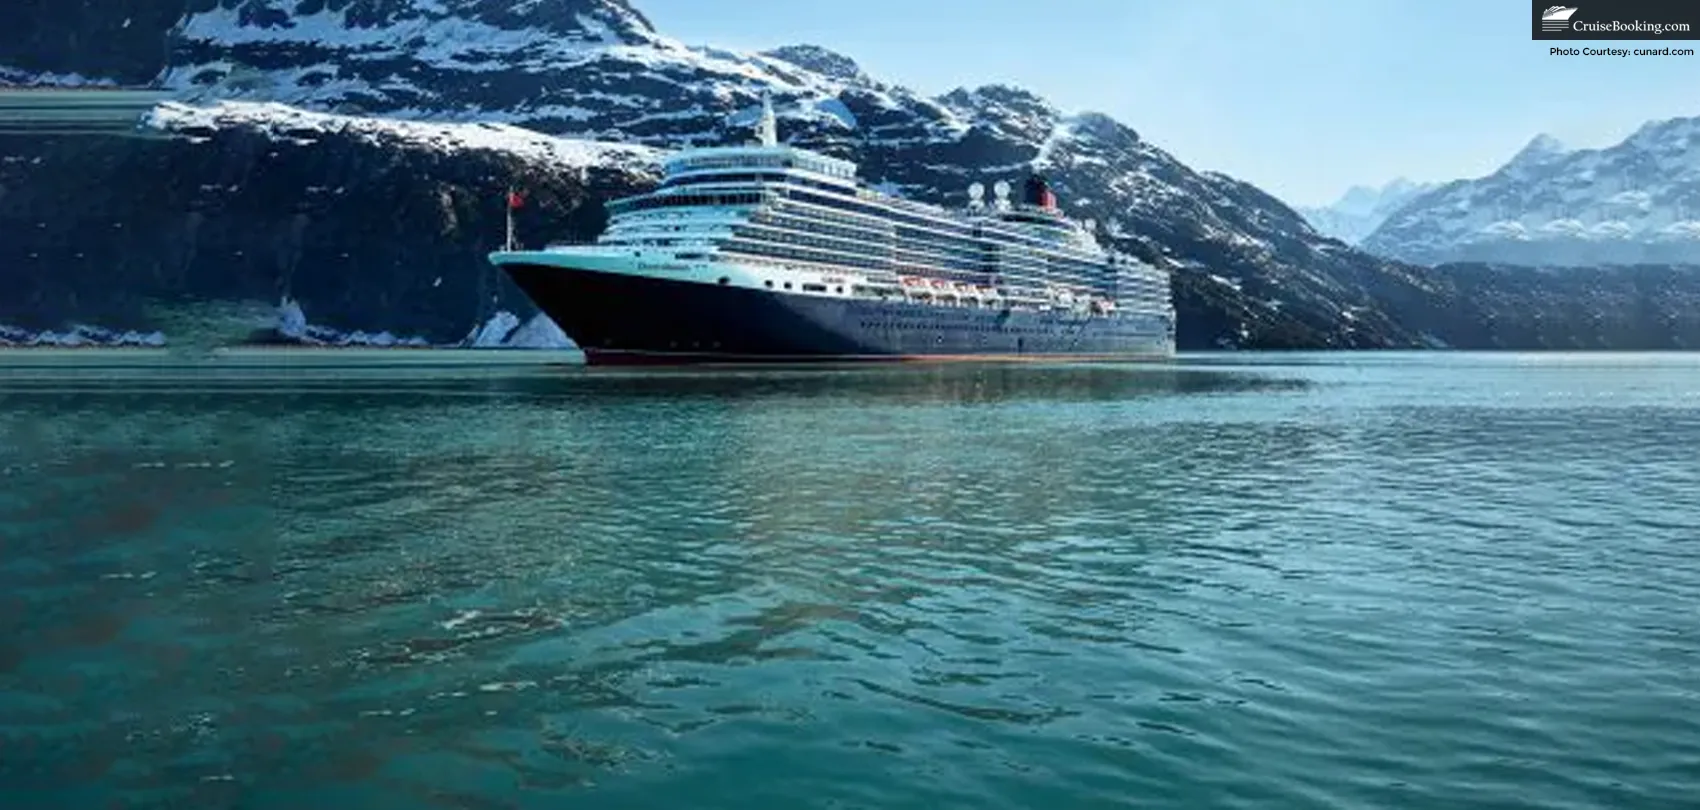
[1,353,1696,809]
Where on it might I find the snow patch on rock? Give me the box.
[265,297,431,348]
[462,311,578,349]
[0,323,166,347]
[144,101,664,173]
[504,314,576,349]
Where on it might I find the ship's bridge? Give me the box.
[660,95,860,184]
[662,146,858,182]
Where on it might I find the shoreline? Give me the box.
[0,346,589,368]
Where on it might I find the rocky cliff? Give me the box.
[1360,262,1700,349]
[0,101,657,346]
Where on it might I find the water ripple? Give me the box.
[0,355,1697,808]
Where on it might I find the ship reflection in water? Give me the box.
[503,361,1303,405]
[0,353,1303,409]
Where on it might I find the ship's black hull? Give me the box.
[500,263,1174,366]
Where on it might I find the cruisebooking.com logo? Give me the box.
[1532,2,1699,39]
[1541,6,1580,31]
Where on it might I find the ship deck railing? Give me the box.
[540,240,603,250]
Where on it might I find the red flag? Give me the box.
[507,190,525,210]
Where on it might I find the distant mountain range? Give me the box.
[1362,122,1700,267]
[2,0,1698,350]
[1299,178,1440,245]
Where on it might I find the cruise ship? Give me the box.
[488,99,1175,365]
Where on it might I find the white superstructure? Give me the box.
[500,97,1173,321]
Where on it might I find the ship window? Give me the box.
[802,283,827,293]
[718,277,730,285]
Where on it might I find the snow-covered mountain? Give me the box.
[4,0,1700,349]
[1363,121,1700,266]
[0,0,1451,349]
[1299,178,1438,245]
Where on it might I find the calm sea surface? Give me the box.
[0,352,1696,809]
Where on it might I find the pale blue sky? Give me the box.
[636,0,1697,207]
